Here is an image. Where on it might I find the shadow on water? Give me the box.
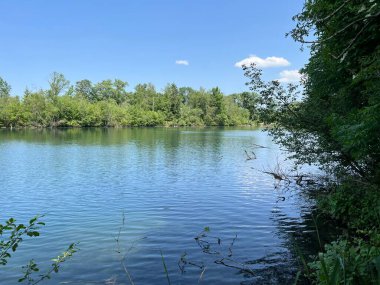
[226,193,340,285]
[0,127,164,146]
[0,127,228,148]
[178,188,340,285]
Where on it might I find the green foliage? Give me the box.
[245,0,380,181]
[177,106,204,126]
[1,216,78,284]
[19,243,78,285]
[317,181,380,230]
[130,83,156,110]
[0,76,255,128]
[210,87,225,117]
[47,72,70,100]
[309,236,380,285]
[22,90,56,127]
[0,96,23,128]
[123,105,165,127]
[0,216,44,266]
[231,91,259,121]
[242,1,380,284]
[162,83,182,120]
[0,76,11,98]
[224,95,251,126]
[75,79,94,101]
[93,79,128,104]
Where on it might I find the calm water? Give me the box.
[0,128,319,285]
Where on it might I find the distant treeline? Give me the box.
[0,73,258,128]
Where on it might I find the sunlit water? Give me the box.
[0,128,320,284]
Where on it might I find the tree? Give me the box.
[112,79,129,104]
[92,79,128,104]
[162,83,182,120]
[47,72,70,100]
[188,88,209,121]
[0,96,22,128]
[131,83,156,110]
[179,87,195,105]
[210,87,227,125]
[244,0,380,182]
[23,89,56,127]
[93,80,113,102]
[243,2,380,282]
[0,77,11,98]
[224,95,250,125]
[0,77,18,127]
[210,87,224,115]
[75,79,94,101]
[0,74,253,128]
[232,92,258,121]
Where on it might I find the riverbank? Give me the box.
[0,121,265,130]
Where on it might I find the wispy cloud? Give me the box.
[277,69,301,83]
[235,55,290,68]
[175,60,189,66]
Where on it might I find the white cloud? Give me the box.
[277,69,301,83]
[235,55,290,68]
[175,60,189,66]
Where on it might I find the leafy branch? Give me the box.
[18,243,78,285]
[1,215,78,284]
[0,216,45,266]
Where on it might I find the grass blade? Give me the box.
[160,250,171,285]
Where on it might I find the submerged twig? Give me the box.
[244,149,256,160]
[198,266,206,283]
[251,143,269,149]
[122,261,135,285]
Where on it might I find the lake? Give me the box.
[0,128,319,284]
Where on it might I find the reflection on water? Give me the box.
[0,127,325,284]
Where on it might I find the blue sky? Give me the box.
[0,0,308,96]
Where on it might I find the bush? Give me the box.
[309,235,380,285]
[317,181,380,230]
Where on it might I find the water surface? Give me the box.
[0,128,318,284]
